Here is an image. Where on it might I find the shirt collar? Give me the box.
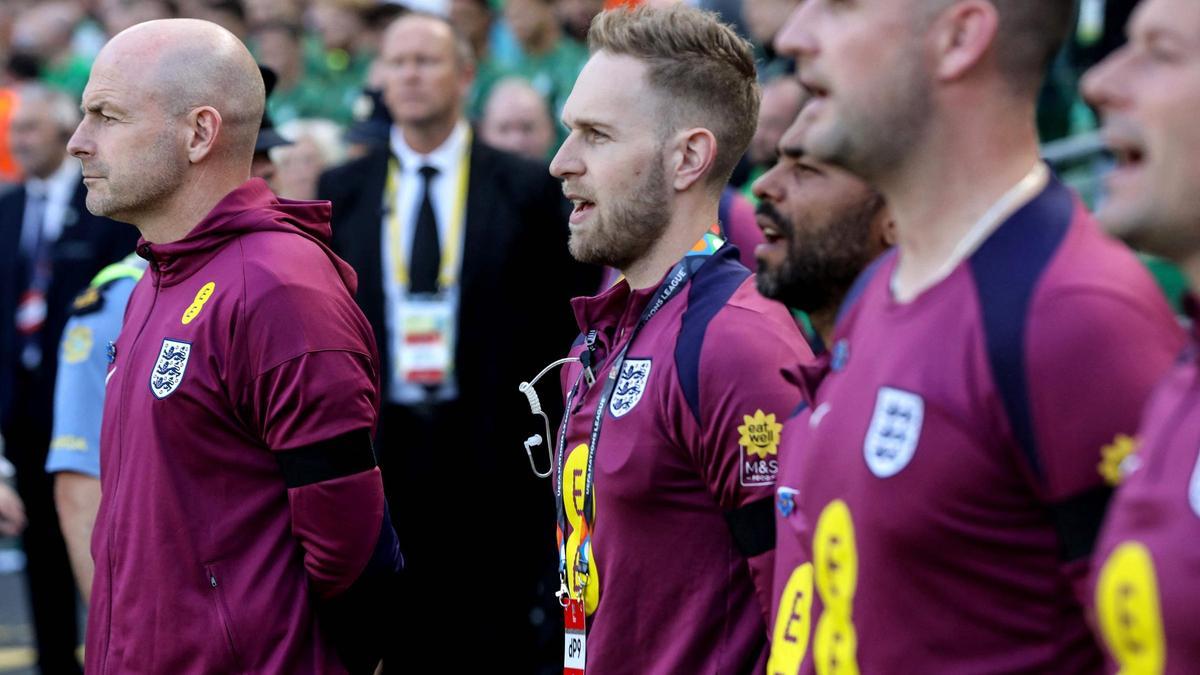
[389,121,469,175]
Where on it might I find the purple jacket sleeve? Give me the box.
[694,305,809,623]
[248,350,395,599]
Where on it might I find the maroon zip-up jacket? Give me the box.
[88,179,400,674]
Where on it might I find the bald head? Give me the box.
[70,18,268,240]
[98,19,265,161]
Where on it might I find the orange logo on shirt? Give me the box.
[181,282,215,325]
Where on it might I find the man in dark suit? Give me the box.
[318,13,596,672]
[0,84,135,674]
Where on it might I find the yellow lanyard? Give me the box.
[386,129,472,290]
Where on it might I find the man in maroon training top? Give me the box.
[68,19,400,674]
[767,1,1185,672]
[1083,0,1200,671]
[548,6,811,673]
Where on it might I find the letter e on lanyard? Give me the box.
[564,598,587,675]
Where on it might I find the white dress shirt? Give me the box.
[382,121,470,404]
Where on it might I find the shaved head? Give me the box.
[99,18,265,160]
[70,18,268,240]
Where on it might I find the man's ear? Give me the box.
[186,106,222,164]
[929,0,1000,83]
[671,127,717,192]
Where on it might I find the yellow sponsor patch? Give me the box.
[813,499,860,675]
[769,563,814,674]
[1096,541,1165,674]
[62,325,94,364]
[181,282,215,325]
[1098,434,1139,486]
[739,409,782,459]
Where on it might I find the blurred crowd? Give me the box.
[0,0,1138,201]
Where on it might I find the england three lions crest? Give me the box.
[609,359,651,418]
[150,338,191,399]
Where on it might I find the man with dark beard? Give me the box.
[752,111,893,349]
[544,5,812,672]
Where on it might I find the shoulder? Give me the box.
[237,229,347,298]
[675,252,810,417]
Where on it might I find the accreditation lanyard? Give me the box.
[385,129,472,290]
[552,231,725,601]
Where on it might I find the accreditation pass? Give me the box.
[564,598,586,675]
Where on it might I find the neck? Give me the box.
[621,198,716,290]
[808,305,837,347]
[137,170,249,244]
[402,116,459,155]
[880,104,1041,301]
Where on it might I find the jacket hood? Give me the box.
[137,178,356,293]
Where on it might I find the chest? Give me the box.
[793,297,1032,547]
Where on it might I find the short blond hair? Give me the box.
[588,5,759,191]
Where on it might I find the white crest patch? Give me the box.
[863,387,924,478]
[150,338,191,399]
[1189,446,1200,519]
[609,359,651,418]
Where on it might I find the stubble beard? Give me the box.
[568,159,673,271]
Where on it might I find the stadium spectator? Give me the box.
[548,6,809,671]
[318,12,596,672]
[253,20,337,124]
[480,76,555,161]
[10,1,92,98]
[305,0,373,124]
[743,73,804,193]
[96,0,177,36]
[273,118,346,199]
[1082,0,1200,670]
[767,1,1186,672]
[557,0,603,43]
[244,0,304,26]
[504,0,587,127]
[742,0,796,80]
[69,18,400,672]
[0,82,134,675]
[451,0,509,121]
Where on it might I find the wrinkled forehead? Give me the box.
[81,51,164,113]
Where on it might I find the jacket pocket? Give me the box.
[204,564,245,673]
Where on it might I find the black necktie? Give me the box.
[410,165,441,294]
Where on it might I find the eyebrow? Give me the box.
[562,116,615,133]
[81,100,126,115]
